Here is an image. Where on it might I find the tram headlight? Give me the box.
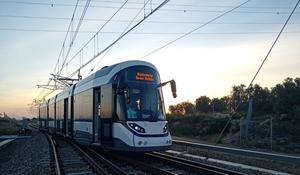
[128,123,145,133]
[163,124,168,133]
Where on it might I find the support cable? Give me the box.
[215,0,300,145]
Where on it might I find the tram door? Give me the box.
[93,88,100,142]
[99,84,113,146]
[63,98,68,134]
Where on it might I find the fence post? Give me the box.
[270,117,273,151]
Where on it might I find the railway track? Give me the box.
[47,134,131,175]
[46,134,247,175]
[1,128,284,174]
[93,147,245,175]
[1,124,292,174]
[147,152,245,175]
[92,147,181,175]
[47,134,94,174]
[19,127,254,174]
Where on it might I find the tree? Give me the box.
[220,95,231,112]
[181,101,195,114]
[167,77,300,116]
[283,77,299,111]
[294,77,300,110]
[248,84,271,114]
[271,77,299,114]
[228,84,247,112]
[195,96,211,113]
[168,104,184,115]
[271,83,284,113]
[211,97,227,113]
[168,101,195,115]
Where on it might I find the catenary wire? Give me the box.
[1,28,299,34]
[53,0,81,75]
[25,0,298,110]
[1,14,299,25]
[63,0,129,76]
[65,0,170,79]
[32,0,86,106]
[30,0,130,104]
[0,0,297,12]
[58,0,91,76]
[87,0,153,75]
[138,0,252,60]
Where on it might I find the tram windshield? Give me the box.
[123,66,166,121]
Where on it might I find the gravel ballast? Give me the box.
[0,131,298,175]
[0,130,53,175]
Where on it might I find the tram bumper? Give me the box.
[133,133,172,152]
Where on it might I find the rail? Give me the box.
[46,133,61,175]
[172,140,300,164]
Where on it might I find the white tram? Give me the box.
[38,60,177,152]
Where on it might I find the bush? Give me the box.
[290,106,300,120]
[231,120,240,134]
[170,125,199,137]
[168,114,231,138]
[204,117,230,135]
[0,128,16,135]
[274,123,289,136]
[214,135,224,144]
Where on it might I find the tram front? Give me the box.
[116,65,176,152]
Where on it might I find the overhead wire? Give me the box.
[65,0,170,79]
[26,0,130,108]
[0,0,297,11]
[247,0,300,91]
[31,0,88,109]
[53,0,81,76]
[1,28,299,34]
[21,0,298,112]
[88,0,152,74]
[58,0,91,75]
[63,0,129,78]
[2,14,300,24]
[138,0,252,60]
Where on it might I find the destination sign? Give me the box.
[136,72,154,81]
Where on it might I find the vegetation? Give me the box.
[0,114,38,135]
[0,117,18,135]
[168,77,300,118]
[167,77,300,152]
[0,128,16,135]
[0,116,34,135]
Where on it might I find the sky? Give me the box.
[0,0,299,119]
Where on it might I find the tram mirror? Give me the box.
[117,75,125,95]
[170,79,177,98]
